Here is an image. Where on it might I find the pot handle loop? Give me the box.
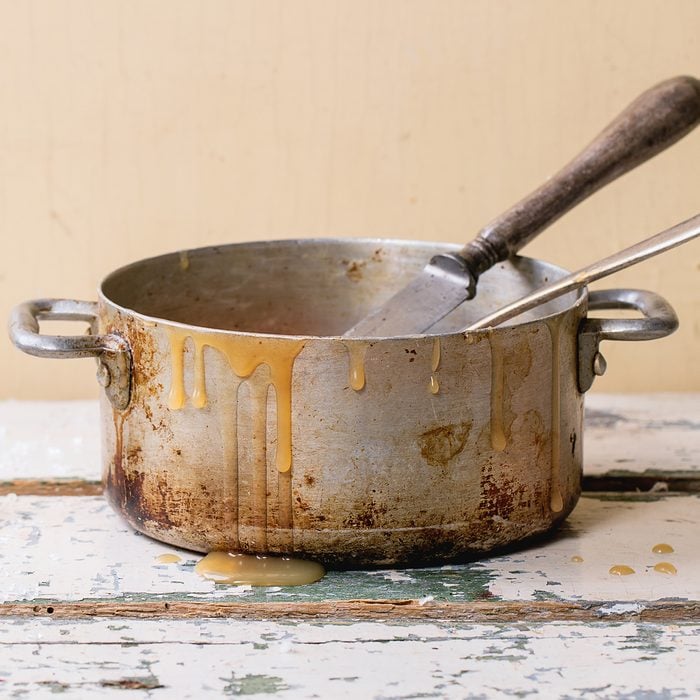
[8,298,132,410]
[577,288,678,392]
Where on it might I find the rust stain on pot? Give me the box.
[344,498,388,529]
[478,467,528,521]
[418,421,471,467]
[121,315,162,391]
[105,411,148,527]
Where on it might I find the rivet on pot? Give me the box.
[593,352,607,377]
[96,361,112,388]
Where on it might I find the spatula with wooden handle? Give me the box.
[343,76,700,337]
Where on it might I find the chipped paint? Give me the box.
[0,619,696,698]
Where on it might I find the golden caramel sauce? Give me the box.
[546,318,564,513]
[195,551,325,586]
[431,337,441,372]
[609,565,635,576]
[488,332,507,452]
[166,329,305,473]
[179,250,190,270]
[570,555,584,563]
[653,562,677,575]
[652,543,674,554]
[429,338,441,395]
[343,341,369,391]
[156,553,182,564]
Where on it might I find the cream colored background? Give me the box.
[1,0,699,399]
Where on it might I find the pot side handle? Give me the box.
[577,288,678,392]
[8,298,131,411]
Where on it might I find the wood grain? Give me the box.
[2,599,699,622]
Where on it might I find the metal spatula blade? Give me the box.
[343,76,700,338]
[343,253,476,337]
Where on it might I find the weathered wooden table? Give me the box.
[0,394,698,698]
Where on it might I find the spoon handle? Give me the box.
[465,213,700,331]
[458,76,700,280]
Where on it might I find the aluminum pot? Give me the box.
[9,239,678,567]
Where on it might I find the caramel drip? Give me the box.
[609,565,635,576]
[192,338,207,408]
[652,543,674,554]
[195,551,325,587]
[221,398,240,549]
[489,331,506,452]
[653,562,677,575]
[343,341,369,391]
[431,337,441,372]
[168,333,187,410]
[166,329,305,473]
[546,318,564,513]
[179,250,190,270]
[250,381,269,550]
[429,338,441,395]
[156,553,181,564]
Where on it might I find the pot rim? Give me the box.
[98,237,588,342]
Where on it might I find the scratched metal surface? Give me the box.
[1,395,697,483]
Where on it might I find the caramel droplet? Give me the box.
[344,341,369,391]
[431,337,441,372]
[195,551,325,587]
[652,543,674,554]
[609,565,635,576]
[653,562,677,575]
[570,555,583,563]
[156,553,181,564]
[429,374,440,395]
[179,250,190,271]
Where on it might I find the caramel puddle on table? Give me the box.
[156,553,181,564]
[429,338,441,395]
[653,562,677,575]
[343,340,369,391]
[609,565,635,576]
[195,551,325,587]
[571,555,584,563]
[167,329,305,473]
[546,317,564,513]
[652,543,674,554]
[488,332,507,452]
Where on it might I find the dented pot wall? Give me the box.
[93,239,587,567]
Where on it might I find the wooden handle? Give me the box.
[459,76,700,277]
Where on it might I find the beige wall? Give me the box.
[1,0,699,400]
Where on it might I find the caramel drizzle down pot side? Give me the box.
[162,328,565,547]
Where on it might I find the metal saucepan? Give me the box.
[7,239,680,566]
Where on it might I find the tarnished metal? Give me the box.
[464,212,700,332]
[577,289,679,393]
[8,298,132,410]
[7,239,681,567]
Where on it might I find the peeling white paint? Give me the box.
[585,393,700,475]
[0,619,697,699]
[0,400,100,480]
[481,495,700,602]
[598,603,646,616]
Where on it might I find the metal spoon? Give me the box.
[462,213,700,331]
